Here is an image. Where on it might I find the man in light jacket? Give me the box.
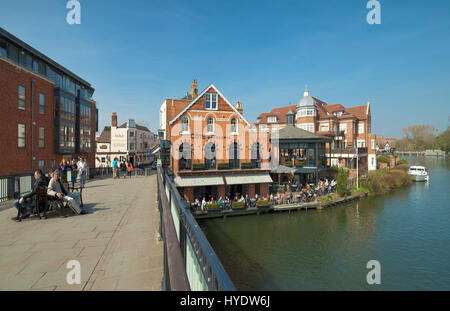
[48,170,86,215]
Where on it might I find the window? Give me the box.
[0,39,7,58]
[39,93,45,114]
[130,131,135,137]
[101,157,106,163]
[358,123,364,134]
[207,117,214,133]
[319,124,329,132]
[343,140,347,148]
[371,157,375,166]
[39,160,44,171]
[130,143,135,150]
[18,85,26,110]
[339,123,347,133]
[299,108,316,117]
[7,43,18,62]
[231,118,238,134]
[181,116,189,133]
[371,139,375,150]
[299,123,315,133]
[205,93,217,109]
[357,140,366,147]
[39,127,45,148]
[267,116,277,123]
[18,124,25,148]
[51,159,56,170]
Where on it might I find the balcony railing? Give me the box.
[327,147,368,155]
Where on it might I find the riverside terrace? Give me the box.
[0,166,235,291]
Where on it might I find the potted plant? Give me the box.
[206,203,221,212]
[218,163,229,170]
[256,199,270,209]
[193,163,205,170]
[231,201,245,210]
[241,162,253,169]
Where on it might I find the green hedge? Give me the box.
[337,168,348,196]
[206,203,221,210]
[377,155,390,163]
[193,163,205,169]
[232,201,245,208]
[241,162,253,169]
[256,200,269,207]
[218,163,229,169]
[397,159,409,165]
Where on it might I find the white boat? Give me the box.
[408,166,429,182]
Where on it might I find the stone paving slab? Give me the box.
[0,175,163,291]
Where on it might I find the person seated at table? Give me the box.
[13,169,47,221]
[48,170,87,215]
[201,197,207,211]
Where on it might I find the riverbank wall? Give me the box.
[194,193,367,220]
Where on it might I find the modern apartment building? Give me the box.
[95,112,158,167]
[0,27,98,175]
[256,88,377,174]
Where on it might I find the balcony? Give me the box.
[327,147,368,156]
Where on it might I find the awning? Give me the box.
[225,173,273,185]
[152,147,160,154]
[271,165,296,174]
[295,167,318,174]
[174,175,224,188]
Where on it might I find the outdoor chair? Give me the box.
[16,186,48,222]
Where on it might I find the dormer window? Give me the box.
[267,116,277,123]
[333,111,343,117]
[205,93,218,109]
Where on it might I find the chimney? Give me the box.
[112,112,117,127]
[236,101,243,115]
[190,79,198,99]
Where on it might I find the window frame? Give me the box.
[181,116,190,134]
[39,93,45,114]
[18,85,26,110]
[358,123,364,134]
[231,117,238,134]
[205,93,218,110]
[206,116,215,134]
[39,127,45,149]
[18,124,26,148]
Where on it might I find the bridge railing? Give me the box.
[157,165,236,291]
[0,174,34,203]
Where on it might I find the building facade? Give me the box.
[256,88,377,175]
[95,112,158,167]
[0,27,97,175]
[160,81,273,202]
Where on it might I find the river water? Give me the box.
[199,157,450,290]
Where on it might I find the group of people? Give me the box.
[270,178,337,205]
[56,157,88,190]
[190,193,269,211]
[13,168,87,222]
[112,158,134,179]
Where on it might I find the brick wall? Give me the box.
[0,57,96,175]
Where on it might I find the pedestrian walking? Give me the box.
[112,158,119,179]
[69,158,79,190]
[78,157,87,188]
[127,161,133,178]
[120,160,127,178]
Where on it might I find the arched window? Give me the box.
[207,116,214,133]
[178,143,191,171]
[181,116,189,133]
[229,142,240,169]
[231,118,238,134]
[205,142,216,169]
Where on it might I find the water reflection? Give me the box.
[199,157,450,290]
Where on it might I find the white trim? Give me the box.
[168,83,250,126]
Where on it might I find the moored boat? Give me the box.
[408,166,429,182]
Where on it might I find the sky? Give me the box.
[1,0,449,137]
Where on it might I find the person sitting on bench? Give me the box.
[13,169,47,221]
[48,170,87,215]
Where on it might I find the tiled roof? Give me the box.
[376,136,397,148]
[97,129,111,143]
[256,105,297,124]
[346,105,368,120]
[273,126,331,141]
[117,122,152,132]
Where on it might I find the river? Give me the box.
[199,157,450,290]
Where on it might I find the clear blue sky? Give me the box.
[1,0,449,137]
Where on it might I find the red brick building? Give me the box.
[0,27,97,175]
[159,81,273,202]
[256,87,377,176]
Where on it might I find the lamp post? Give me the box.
[356,147,359,189]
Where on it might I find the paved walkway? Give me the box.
[0,175,163,291]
